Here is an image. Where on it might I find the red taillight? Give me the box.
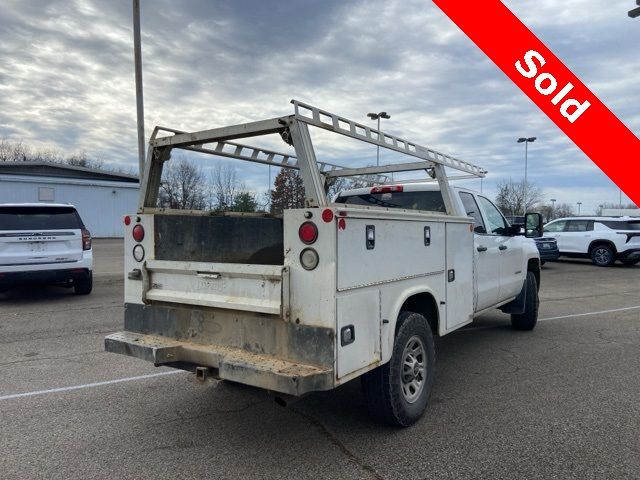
[321,209,334,223]
[298,222,318,244]
[124,216,131,226]
[132,224,145,242]
[370,185,403,194]
[82,229,92,251]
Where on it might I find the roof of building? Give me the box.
[0,161,139,183]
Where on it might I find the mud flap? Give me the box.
[498,278,527,315]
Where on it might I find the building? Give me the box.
[602,208,640,217]
[0,162,139,237]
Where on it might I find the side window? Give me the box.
[459,192,486,233]
[544,220,566,233]
[566,220,591,232]
[478,196,508,235]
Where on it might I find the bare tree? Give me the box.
[158,157,207,209]
[553,202,575,218]
[0,138,31,162]
[210,164,243,211]
[495,179,543,216]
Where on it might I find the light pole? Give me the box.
[550,198,556,220]
[133,0,145,180]
[629,0,640,18]
[517,137,536,214]
[367,111,390,167]
[577,202,582,215]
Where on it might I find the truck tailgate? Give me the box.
[141,260,289,315]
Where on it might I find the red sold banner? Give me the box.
[432,0,639,206]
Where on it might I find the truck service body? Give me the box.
[106,101,542,425]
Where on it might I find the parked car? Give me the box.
[0,203,93,294]
[505,215,559,265]
[543,216,640,267]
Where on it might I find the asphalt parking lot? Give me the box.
[1,239,639,480]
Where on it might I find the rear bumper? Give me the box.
[105,303,336,396]
[105,331,333,396]
[0,267,91,287]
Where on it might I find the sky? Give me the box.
[0,0,638,214]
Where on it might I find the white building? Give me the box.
[602,208,640,217]
[0,162,139,237]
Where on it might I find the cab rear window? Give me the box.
[0,206,84,230]
[335,191,446,212]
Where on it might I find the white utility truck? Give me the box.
[105,101,543,426]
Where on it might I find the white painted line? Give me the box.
[0,370,182,401]
[539,305,640,322]
[462,305,640,332]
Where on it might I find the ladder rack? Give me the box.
[291,100,486,178]
[153,126,389,185]
[140,101,486,214]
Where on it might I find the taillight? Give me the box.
[132,244,145,262]
[371,185,403,194]
[321,209,334,223]
[298,222,318,244]
[300,248,319,270]
[124,216,131,226]
[132,224,145,242]
[82,229,92,251]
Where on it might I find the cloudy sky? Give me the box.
[0,0,638,213]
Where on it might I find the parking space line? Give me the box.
[0,370,182,401]
[462,305,640,332]
[539,305,640,322]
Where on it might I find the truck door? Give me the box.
[459,192,500,311]
[477,196,524,302]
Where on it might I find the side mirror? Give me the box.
[525,212,544,238]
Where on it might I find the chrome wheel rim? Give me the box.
[401,336,426,404]
[594,247,611,265]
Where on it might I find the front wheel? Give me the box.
[361,311,435,427]
[511,271,539,331]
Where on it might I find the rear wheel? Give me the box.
[620,258,640,267]
[511,271,538,331]
[74,272,93,295]
[361,311,435,427]
[591,244,615,267]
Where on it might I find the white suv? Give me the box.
[543,216,640,267]
[0,203,93,294]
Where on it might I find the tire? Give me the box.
[591,244,615,267]
[620,259,640,267]
[74,272,93,295]
[361,311,435,427]
[511,271,538,331]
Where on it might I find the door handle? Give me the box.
[499,245,508,251]
[477,246,487,252]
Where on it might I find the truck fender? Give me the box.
[383,287,441,363]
